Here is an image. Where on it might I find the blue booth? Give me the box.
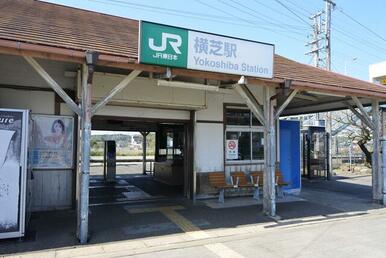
[279,120,301,194]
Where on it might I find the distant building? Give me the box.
[369,61,386,85]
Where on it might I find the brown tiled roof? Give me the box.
[0,0,385,99]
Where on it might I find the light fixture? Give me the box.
[157,80,219,92]
[85,50,99,66]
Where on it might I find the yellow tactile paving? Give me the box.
[125,205,185,214]
[125,205,245,257]
[159,208,201,233]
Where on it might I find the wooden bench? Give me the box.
[249,171,263,200]
[208,172,234,203]
[250,170,288,198]
[230,171,260,200]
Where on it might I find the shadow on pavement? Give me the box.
[0,175,383,256]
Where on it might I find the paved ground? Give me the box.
[90,163,145,177]
[1,175,385,258]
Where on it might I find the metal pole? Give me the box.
[141,132,149,175]
[349,141,352,172]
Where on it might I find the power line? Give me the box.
[88,0,303,33]
[194,0,307,43]
[332,24,386,54]
[283,0,314,16]
[334,34,383,61]
[273,0,313,27]
[338,8,386,43]
[89,0,231,20]
[220,0,307,34]
[252,0,308,25]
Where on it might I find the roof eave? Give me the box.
[0,38,385,100]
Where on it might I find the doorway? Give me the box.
[88,116,193,206]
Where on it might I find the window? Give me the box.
[158,126,184,161]
[225,107,264,162]
[252,132,264,160]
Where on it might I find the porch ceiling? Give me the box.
[282,93,376,116]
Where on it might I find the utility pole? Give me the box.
[325,0,335,71]
[306,0,335,70]
[306,11,324,67]
[305,0,335,179]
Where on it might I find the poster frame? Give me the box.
[30,114,75,170]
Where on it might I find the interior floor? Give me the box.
[89,174,184,206]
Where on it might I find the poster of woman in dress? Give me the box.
[0,110,23,233]
[31,115,74,169]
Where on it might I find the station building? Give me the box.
[1,0,386,243]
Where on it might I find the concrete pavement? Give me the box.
[1,175,385,258]
[3,207,386,258]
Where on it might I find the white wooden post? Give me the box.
[372,100,382,202]
[382,108,386,204]
[263,86,276,217]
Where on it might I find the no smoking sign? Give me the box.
[226,139,238,160]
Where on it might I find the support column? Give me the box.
[263,86,276,217]
[382,108,386,204]
[141,132,149,175]
[78,51,98,244]
[372,100,382,202]
[326,112,332,180]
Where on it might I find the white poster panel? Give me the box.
[31,115,74,169]
[0,110,23,234]
[226,139,239,160]
[187,31,274,78]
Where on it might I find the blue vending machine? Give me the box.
[279,120,301,194]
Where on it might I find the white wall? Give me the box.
[0,88,55,114]
[0,54,77,211]
[0,54,77,90]
[95,105,190,120]
[195,123,224,172]
[86,73,207,110]
[194,85,265,174]
[369,61,386,83]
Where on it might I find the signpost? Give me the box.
[139,21,274,79]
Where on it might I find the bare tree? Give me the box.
[334,110,372,166]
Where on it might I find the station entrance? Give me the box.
[89,116,193,206]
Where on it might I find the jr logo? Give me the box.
[148,33,182,54]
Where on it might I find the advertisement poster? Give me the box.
[0,110,22,233]
[226,139,238,160]
[31,115,74,169]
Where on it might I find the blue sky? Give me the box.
[43,0,386,81]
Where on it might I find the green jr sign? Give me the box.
[138,21,274,78]
[139,21,188,68]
